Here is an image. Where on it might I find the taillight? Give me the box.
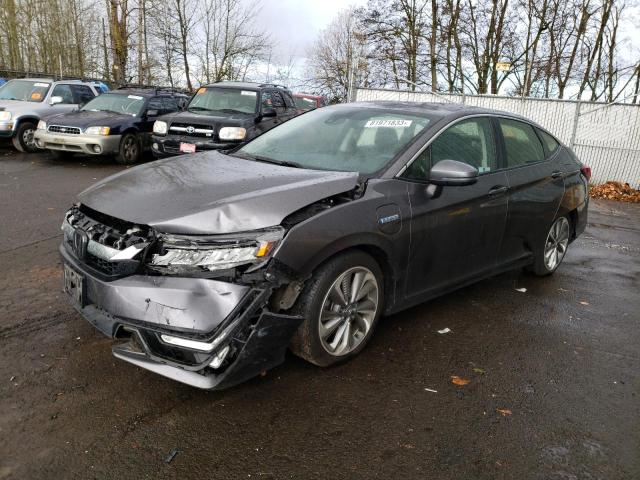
[581,165,592,182]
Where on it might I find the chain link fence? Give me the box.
[355,88,640,188]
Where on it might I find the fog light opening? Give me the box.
[209,345,230,369]
[92,144,102,154]
[152,142,158,150]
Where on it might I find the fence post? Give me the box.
[570,100,581,148]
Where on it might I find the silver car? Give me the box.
[0,78,98,152]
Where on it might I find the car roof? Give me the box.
[15,78,86,83]
[345,101,531,123]
[108,88,187,97]
[293,93,322,99]
[202,81,290,91]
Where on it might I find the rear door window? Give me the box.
[499,119,545,167]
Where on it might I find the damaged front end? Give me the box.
[60,204,303,390]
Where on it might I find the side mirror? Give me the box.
[260,107,277,118]
[50,96,63,105]
[146,109,159,117]
[429,159,479,186]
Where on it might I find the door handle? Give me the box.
[551,171,563,178]
[488,185,508,195]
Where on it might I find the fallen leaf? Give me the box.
[424,387,438,393]
[451,376,470,386]
[497,408,512,417]
[437,328,452,334]
[515,287,527,293]
[579,301,590,306]
[472,368,486,375]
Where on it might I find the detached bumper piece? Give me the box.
[113,311,302,390]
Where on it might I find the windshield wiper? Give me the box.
[188,106,215,112]
[232,152,302,169]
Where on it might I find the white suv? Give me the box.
[0,78,98,152]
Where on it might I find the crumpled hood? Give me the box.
[78,151,359,234]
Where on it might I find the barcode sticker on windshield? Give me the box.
[365,119,412,128]
[128,95,143,100]
[241,91,257,96]
[34,82,50,87]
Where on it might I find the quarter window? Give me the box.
[537,128,560,157]
[499,119,545,167]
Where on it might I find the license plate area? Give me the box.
[179,142,196,153]
[63,263,85,307]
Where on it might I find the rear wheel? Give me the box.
[531,215,571,276]
[115,133,140,165]
[12,122,38,153]
[289,251,383,367]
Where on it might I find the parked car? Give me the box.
[60,102,589,389]
[0,78,98,152]
[292,93,327,113]
[151,81,298,157]
[34,87,188,164]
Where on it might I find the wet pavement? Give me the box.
[1,146,639,479]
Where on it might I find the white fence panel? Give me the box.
[355,88,640,188]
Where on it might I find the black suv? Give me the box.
[151,82,299,157]
[34,86,188,164]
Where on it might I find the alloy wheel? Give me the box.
[22,127,35,148]
[544,217,570,271]
[318,266,379,357]
[122,136,138,162]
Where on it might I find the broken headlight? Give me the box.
[149,227,284,273]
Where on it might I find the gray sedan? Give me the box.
[59,102,589,389]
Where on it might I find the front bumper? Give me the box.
[60,244,302,390]
[152,134,241,157]
[34,130,121,155]
[0,122,14,137]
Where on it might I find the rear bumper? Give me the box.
[60,244,302,390]
[34,130,121,155]
[152,134,242,157]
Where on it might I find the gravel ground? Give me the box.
[1,146,638,480]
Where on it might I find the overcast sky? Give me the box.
[258,0,366,63]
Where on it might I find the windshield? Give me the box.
[0,80,50,102]
[237,106,432,174]
[188,87,257,114]
[294,96,318,111]
[81,93,145,116]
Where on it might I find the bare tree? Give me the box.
[198,0,270,83]
[306,7,366,102]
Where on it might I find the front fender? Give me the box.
[273,179,411,311]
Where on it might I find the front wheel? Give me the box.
[12,122,38,153]
[115,133,140,165]
[289,251,383,367]
[531,215,571,276]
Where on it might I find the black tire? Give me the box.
[530,215,571,276]
[289,250,384,367]
[12,122,38,153]
[115,133,140,165]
